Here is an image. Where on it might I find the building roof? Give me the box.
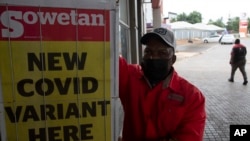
[169,21,225,31]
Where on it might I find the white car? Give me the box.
[220,34,235,44]
[202,35,222,43]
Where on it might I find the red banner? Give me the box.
[0,6,110,41]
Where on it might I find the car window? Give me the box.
[210,35,219,38]
[223,34,234,37]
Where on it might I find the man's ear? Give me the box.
[172,55,176,64]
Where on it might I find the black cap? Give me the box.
[235,39,240,44]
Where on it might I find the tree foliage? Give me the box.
[211,18,225,27]
[187,11,202,24]
[176,12,188,21]
[176,11,202,24]
[226,17,239,33]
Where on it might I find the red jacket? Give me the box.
[119,57,206,141]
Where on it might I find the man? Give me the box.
[228,38,248,85]
[119,28,206,141]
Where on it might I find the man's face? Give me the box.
[141,36,176,83]
[143,37,175,61]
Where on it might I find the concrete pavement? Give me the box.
[174,40,250,141]
[175,39,215,61]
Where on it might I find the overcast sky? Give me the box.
[163,0,249,23]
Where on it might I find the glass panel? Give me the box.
[119,25,129,60]
[119,0,128,24]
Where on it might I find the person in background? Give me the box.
[119,27,206,141]
[228,38,248,85]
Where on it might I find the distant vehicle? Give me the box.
[220,34,235,44]
[202,35,222,43]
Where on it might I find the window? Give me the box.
[119,25,130,60]
[119,0,131,61]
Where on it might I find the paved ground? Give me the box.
[175,39,211,61]
[174,40,250,141]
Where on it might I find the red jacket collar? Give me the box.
[233,44,244,48]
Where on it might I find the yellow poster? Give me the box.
[0,5,111,141]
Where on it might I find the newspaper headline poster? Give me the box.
[0,1,115,140]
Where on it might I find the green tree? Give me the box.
[207,19,214,24]
[226,17,239,33]
[226,18,234,32]
[208,18,225,27]
[176,11,202,23]
[170,18,177,23]
[176,12,188,21]
[187,11,202,24]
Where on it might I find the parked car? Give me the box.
[202,35,222,43]
[220,34,235,44]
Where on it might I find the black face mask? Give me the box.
[141,59,172,85]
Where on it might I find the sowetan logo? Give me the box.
[1,9,105,38]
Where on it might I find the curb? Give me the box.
[175,42,217,61]
[176,52,200,61]
[175,42,202,61]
